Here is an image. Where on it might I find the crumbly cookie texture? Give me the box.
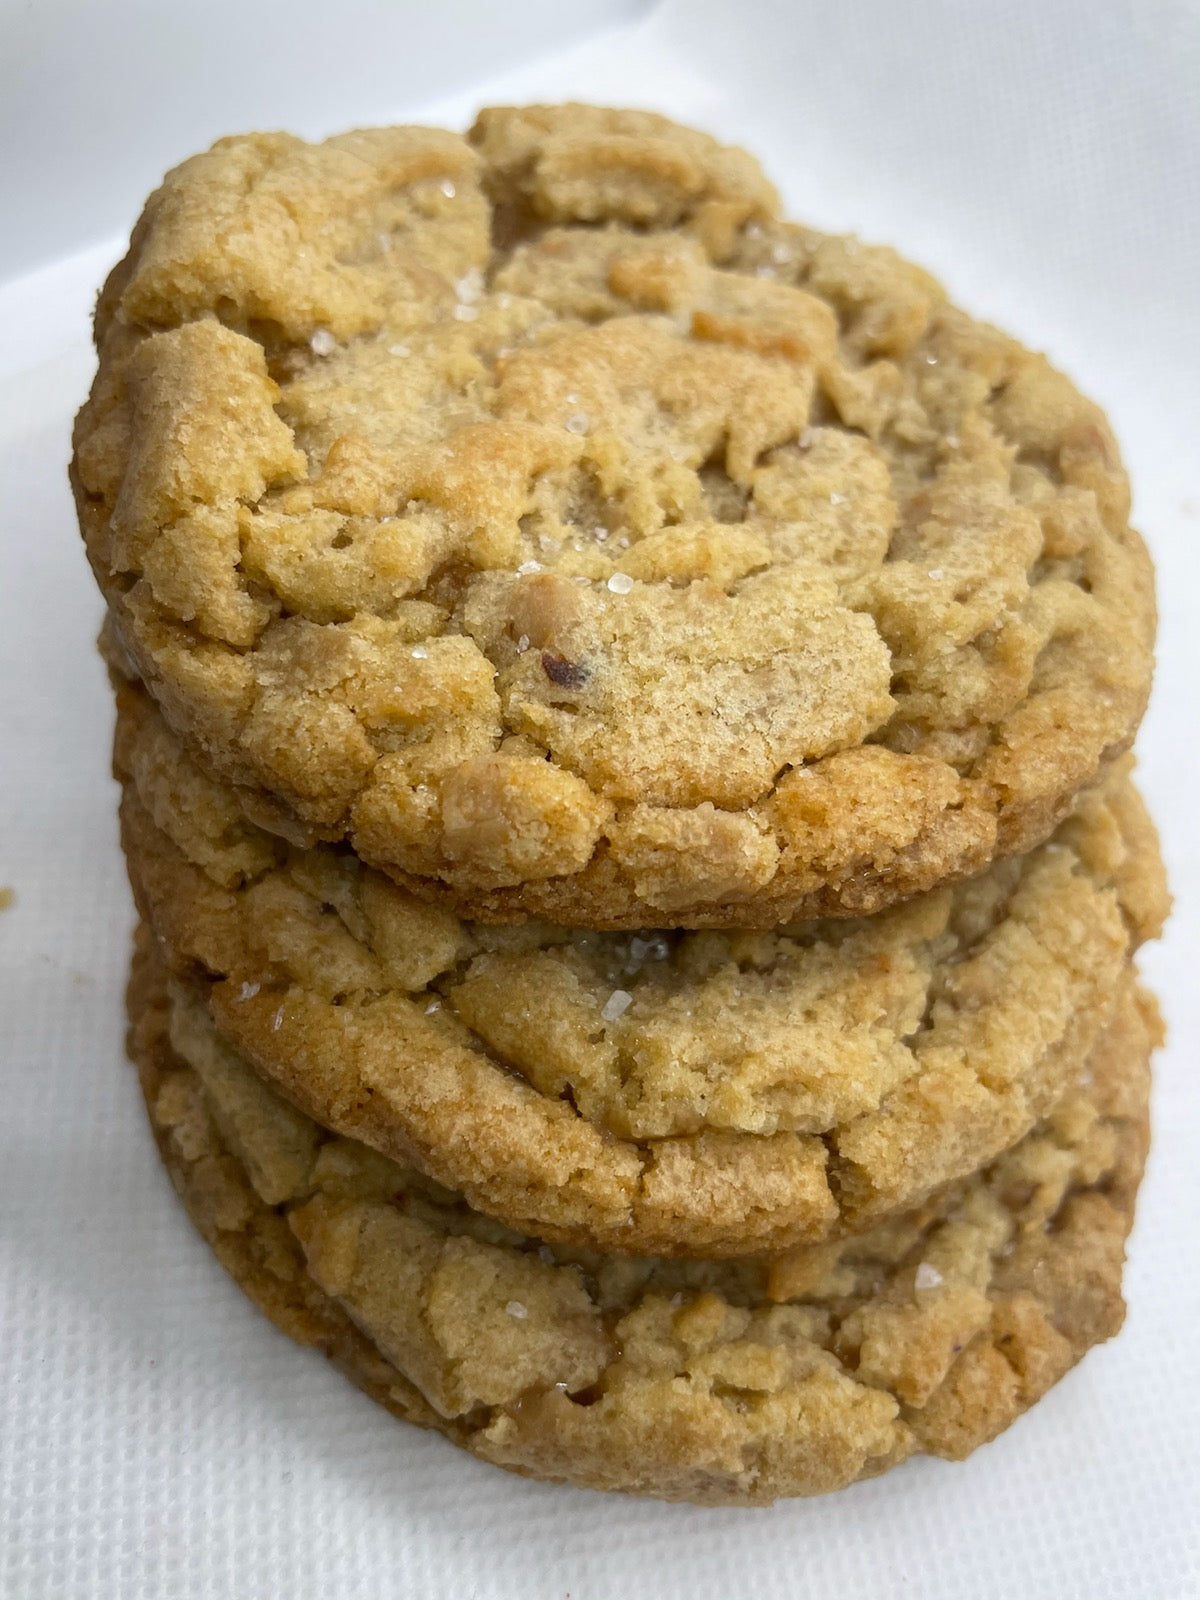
[130,926,1157,1505]
[116,679,1167,1256]
[76,104,1155,928]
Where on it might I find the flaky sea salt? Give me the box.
[928,568,945,580]
[411,645,428,659]
[565,412,590,434]
[629,935,669,964]
[601,989,633,1023]
[388,343,411,357]
[607,572,634,595]
[271,1006,285,1032]
[456,270,484,302]
[516,634,531,653]
[237,981,261,1001]
[453,304,479,322]
[830,492,847,506]
[517,560,543,576]
[439,178,457,198]
[424,999,442,1014]
[505,1301,529,1320]
[915,1262,944,1290]
[309,327,336,357]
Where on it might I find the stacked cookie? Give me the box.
[73,105,1167,1504]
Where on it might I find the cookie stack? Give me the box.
[73,105,1167,1504]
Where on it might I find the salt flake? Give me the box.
[607,572,634,595]
[915,1262,944,1291]
[601,989,633,1023]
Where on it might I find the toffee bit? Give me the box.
[541,651,589,690]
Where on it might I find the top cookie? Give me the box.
[75,103,1155,927]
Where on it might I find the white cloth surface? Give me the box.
[1,3,1197,1596]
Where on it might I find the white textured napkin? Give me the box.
[1,3,1197,1596]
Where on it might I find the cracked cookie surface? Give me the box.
[129,925,1157,1505]
[76,104,1155,927]
[116,679,1167,1256]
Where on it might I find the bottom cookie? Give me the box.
[128,925,1156,1506]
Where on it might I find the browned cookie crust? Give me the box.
[130,926,1158,1505]
[77,104,1155,928]
[116,678,1167,1257]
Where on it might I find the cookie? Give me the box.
[130,924,1157,1505]
[115,678,1167,1257]
[75,104,1155,928]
